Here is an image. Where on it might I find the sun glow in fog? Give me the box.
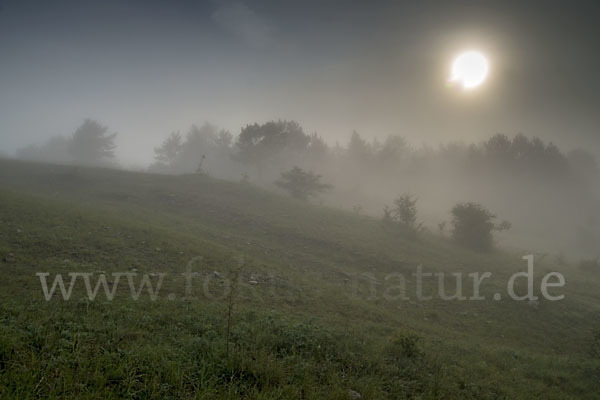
[449,51,489,90]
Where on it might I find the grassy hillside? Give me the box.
[0,158,599,399]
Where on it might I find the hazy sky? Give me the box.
[1,0,599,164]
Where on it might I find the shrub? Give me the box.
[382,194,420,231]
[275,166,333,201]
[392,194,418,229]
[450,202,510,251]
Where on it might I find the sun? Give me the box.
[449,50,489,90]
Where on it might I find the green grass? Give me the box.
[0,158,599,399]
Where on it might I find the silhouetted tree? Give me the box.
[275,166,332,201]
[215,129,234,150]
[378,135,407,166]
[392,194,418,229]
[450,202,510,251]
[154,131,183,166]
[68,119,116,165]
[307,132,330,161]
[511,133,530,161]
[474,133,569,177]
[347,130,372,163]
[151,123,237,174]
[237,120,310,165]
[483,133,512,162]
[183,124,217,159]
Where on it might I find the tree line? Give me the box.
[13,118,600,256]
[16,118,597,184]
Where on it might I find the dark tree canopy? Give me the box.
[68,119,117,165]
[473,133,569,176]
[149,123,235,174]
[236,120,310,165]
[450,202,510,251]
[275,166,332,201]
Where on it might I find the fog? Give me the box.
[3,2,600,397]
[10,118,600,259]
[1,0,600,257]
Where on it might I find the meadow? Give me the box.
[1,158,599,399]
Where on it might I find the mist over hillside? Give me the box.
[2,1,600,398]
[12,118,600,258]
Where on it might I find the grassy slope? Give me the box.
[0,158,599,399]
